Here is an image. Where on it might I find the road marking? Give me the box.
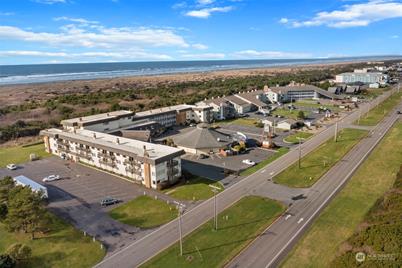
[297,218,304,224]
[260,170,266,174]
[285,215,291,221]
[269,172,275,175]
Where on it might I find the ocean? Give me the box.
[0,56,398,86]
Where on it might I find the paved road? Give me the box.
[227,96,402,267]
[95,88,399,268]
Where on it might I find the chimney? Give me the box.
[93,133,96,139]
[116,138,120,144]
[73,129,76,134]
[79,117,83,121]
[107,113,110,116]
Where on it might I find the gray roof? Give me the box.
[173,124,232,149]
[224,95,249,106]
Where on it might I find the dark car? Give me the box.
[100,197,121,207]
[397,110,401,114]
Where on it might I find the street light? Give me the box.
[296,137,305,169]
[173,201,186,256]
[209,184,222,231]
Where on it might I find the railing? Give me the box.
[99,158,117,168]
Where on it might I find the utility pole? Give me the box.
[209,184,221,231]
[334,121,338,142]
[174,201,185,256]
[358,109,361,124]
[297,137,302,169]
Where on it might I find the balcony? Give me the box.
[99,158,116,168]
[167,167,179,176]
[97,152,116,160]
[124,159,142,167]
[125,166,142,175]
[77,146,91,153]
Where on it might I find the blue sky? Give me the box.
[0,0,401,65]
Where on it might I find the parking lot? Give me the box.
[0,157,180,255]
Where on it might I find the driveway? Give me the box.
[0,157,180,255]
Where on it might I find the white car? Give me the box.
[6,164,17,170]
[43,175,61,182]
[242,159,256,166]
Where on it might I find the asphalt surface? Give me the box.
[95,88,400,268]
[0,157,188,255]
[227,97,402,267]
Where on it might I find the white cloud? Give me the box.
[53,16,99,25]
[279,18,289,24]
[390,34,399,38]
[233,50,312,59]
[192,43,208,50]
[0,50,172,60]
[33,0,66,4]
[181,52,225,59]
[0,12,14,16]
[0,24,189,49]
[283,0,402,28]
[197,0,215,5]
[185,6,233,18]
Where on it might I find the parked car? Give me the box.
[397,110,401,114]
[100,197,121,207]
[242,159,256,166]
[6,164,17,170]
[43,175,61,182]
[199,154,209,159]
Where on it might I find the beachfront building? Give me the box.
[265,84,340,104]
[41,128,184,189]
[335,70,388,84]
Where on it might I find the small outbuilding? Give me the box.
[13,175,48,198]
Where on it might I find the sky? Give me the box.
[0,0,401,65]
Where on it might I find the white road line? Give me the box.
[265,114,398,268]
[285,215,291,221]
[260,170,266,174]
[297,218,304,224]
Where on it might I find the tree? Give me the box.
[6,244,32,262]
[0,176,14,204]
[4,186,50,239]
[297,111,305,120]
[0,254,16,268]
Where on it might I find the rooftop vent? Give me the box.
[93,133,96,139]
[116,138,120,144]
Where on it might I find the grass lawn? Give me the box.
[240,147,289,176]
[218,117,261,127]
[294,100,341,112]
[283,132,313,144]
[141,196,285,268]
[271,108,309,120]
[357,92,402,126]
[274,128,367,188]
[109,195,177,228]
[164,177,223,201]
[0,143,50,168]
[281,122,402,268]
[0,213,105,268]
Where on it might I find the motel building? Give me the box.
[40,110,188,190]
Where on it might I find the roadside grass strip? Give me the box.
[281,122,402,267]
[357,92,402,126]
[283,132,313,144]
[141,196,285,268]
[274,128,367,188]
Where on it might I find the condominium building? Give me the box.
[335,71,388,84]
[265,84,340,104]
[41,128,184,189]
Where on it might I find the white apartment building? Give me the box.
[335,71,388,84]
[41,128,184,189]
[265,85,339,104]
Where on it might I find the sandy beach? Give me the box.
[0,60,364,107]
